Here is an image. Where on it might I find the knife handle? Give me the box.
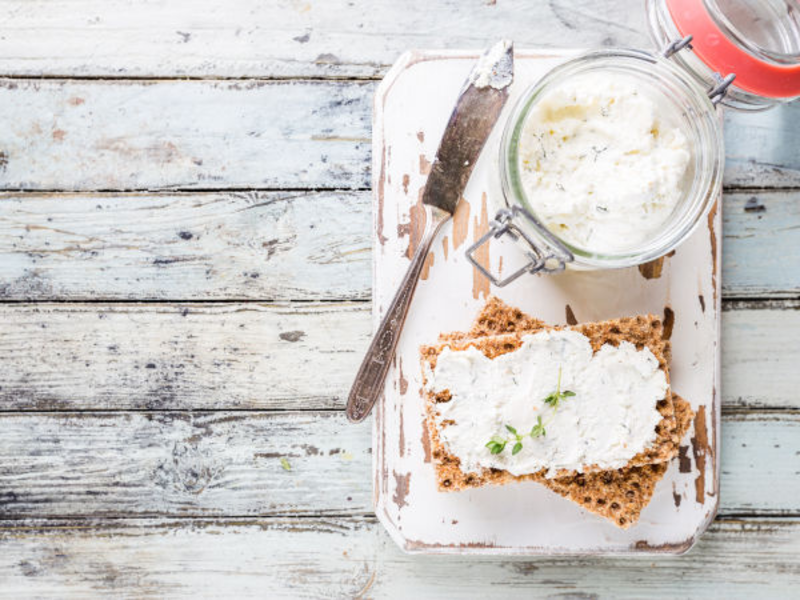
[346,205,450,423]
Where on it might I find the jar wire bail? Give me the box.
[662,34,694,58]
[466,206,574,287]
[663,34,737,105]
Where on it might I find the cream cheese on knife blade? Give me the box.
[424,330,667,478]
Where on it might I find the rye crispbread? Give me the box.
[421,297,691,528]
[439,296,547,342]
[539,394,693,528]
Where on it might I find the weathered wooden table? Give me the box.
[0,1,798,597]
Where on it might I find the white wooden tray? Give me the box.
[372,49,720,555]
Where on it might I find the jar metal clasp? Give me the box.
[465,205,574,287]
[662,34,736,106]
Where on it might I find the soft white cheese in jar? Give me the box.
[424,330,667,478]
[518,73,691,254]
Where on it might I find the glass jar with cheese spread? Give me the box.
[468,0,800,286]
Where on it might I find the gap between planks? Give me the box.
[0,407,796,415]
[0,185,792,194]
[0,75,385,82]
[0,515,796,523]
[0,298,793,306]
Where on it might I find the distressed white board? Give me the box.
[723,105,800,189]
[721,192,800,298]
[0,0,652,78]
[0,190,796,300]
[373,50,721,554]
[0,79,796,192]
[0,301,795,411]
[0,411,794,518]
[0,412,372,517]
[0,302,370,411]
[0,191,371,301]
[1,517,799,598]
[0,79,371,191]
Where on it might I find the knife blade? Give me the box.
[346,40,514,423]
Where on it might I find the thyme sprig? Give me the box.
[543,366,576,409]
[530,415,547,439]
[485,367,575,456]
[485,417,547,455]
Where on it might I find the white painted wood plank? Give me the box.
[0,412,373,517]
[0,190,796,300]
[0,191,371,300]
[722,192,800,298]
[0,517,798,598]
[0,302,370,410]
[722,303,800,410]
[0,79,372,191]
[0,0,651,78]
[723,102,800,190]
[720,414,800,514]
[0,80,795,192]
[0,302,795,410]
[0,411,796,517]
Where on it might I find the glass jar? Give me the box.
[467,0,800,286]
[648,0,800,111]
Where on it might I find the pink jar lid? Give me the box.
[666,0,800,97]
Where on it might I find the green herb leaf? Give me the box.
[490,441,506,454]
[530,415,546,438]
[541,365,576,410]
[512,442,523,455]
[486,438,507,454]
[505,424,517,435]
[280,458,292,471]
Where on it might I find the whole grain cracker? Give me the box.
[541,395,693,528]
[421,296,691,528]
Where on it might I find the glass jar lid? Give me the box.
[648,0,800,109]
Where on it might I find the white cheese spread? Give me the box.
[471,40,513,90]
[425,330,667,478]
[518,73,691,253]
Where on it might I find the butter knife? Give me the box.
[346,40,514,423]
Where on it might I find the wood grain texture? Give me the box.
[0,302,796,411]
[0,1,793,587]
[0,517,799,598]
[0,411,796,518]
[0,302,370,411]
[722,301,800,410]
[0,0,651,78]
[723,104,800,189]
[0,190,796,300]
[0,81,796,192]
[0,191,371,300]
[0,412,373,518]
[0,79,371,191]
[722,192,800,298]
